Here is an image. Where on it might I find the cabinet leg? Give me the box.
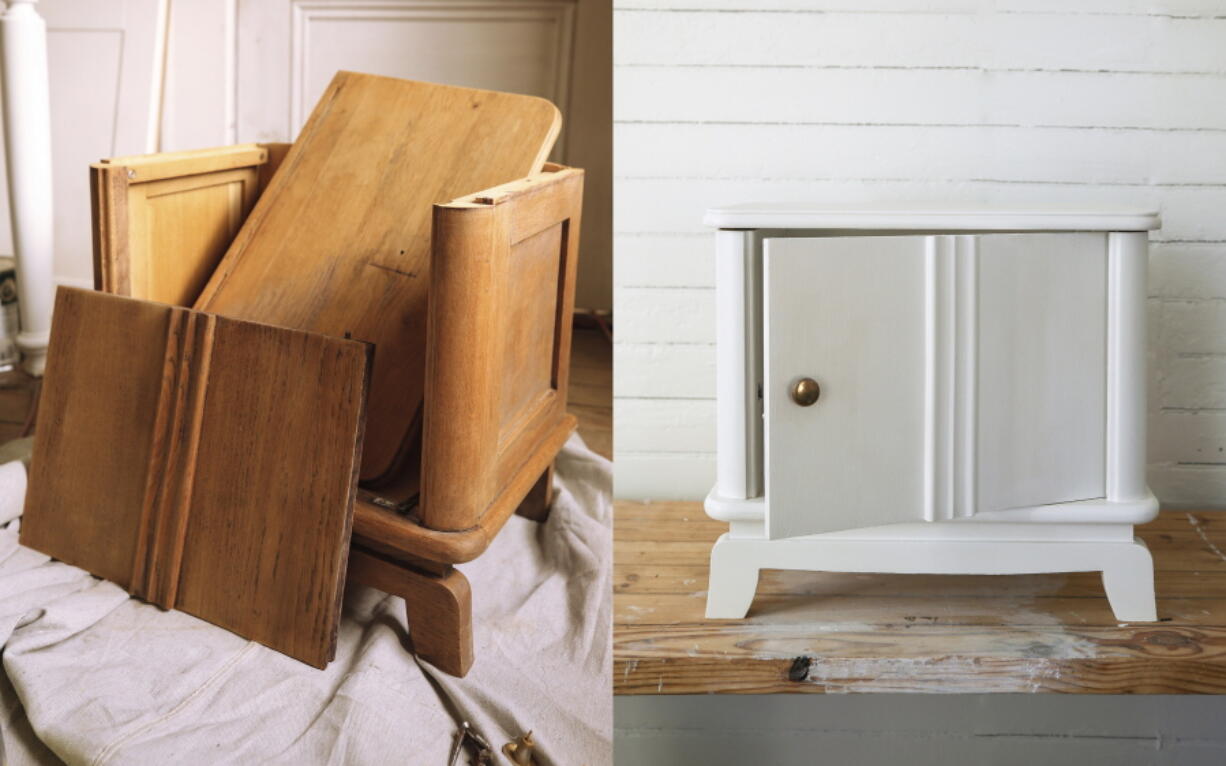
[348,547,474,676]
[705,534,761,619]
[514,465,554,523]
[1100,538,1157,622]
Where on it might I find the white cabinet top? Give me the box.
[704,203,1161,232]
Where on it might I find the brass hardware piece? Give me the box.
[790,377,820,407]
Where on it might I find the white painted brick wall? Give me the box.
[613,0,1226,504]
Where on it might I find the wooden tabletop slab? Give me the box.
[196,72,560,487]
[614,502,1226,694]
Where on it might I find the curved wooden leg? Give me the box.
[348,547,474,676]
[513,465,554,523]
[705,534,761,619]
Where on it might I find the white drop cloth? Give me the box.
[0,435,611,765]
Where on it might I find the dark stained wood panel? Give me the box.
[22,288,369,668]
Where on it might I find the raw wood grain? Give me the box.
[614,501,1226,694]
[91,143,288,306]
[23,288,369,668]
[347,546,473,677]
[194,72,562,485]
[418,166,582,531]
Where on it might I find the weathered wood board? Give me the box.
[22,288,370,668]
[194,71,562,486]
[614,502,1226,694]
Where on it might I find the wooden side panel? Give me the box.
[195,72,562,484]
[419,168,582,532]
[21,288,368,668]
[90,144,285,307]
[126,169,262,306]
[22,290,171,588]
[763,236,929,540]
[975,233,1108,513]
[130,308,217,608]
[175,316,369,667]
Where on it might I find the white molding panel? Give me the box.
[285,0,575,153]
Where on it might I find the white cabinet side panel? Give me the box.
[976,232,1108,513]
[764,236,928,539]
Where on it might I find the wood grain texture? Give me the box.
[614,502,1226,694]
[418,166,582,531]
[91,143,288,307]
[347,546,473,677]
[22,288,369,668]
[194,72,562,485]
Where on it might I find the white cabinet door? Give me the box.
[762,232,1109,540]
[975,233,1107,513]
[763,235,930,539]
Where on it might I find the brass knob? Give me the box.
[790,377,821,407]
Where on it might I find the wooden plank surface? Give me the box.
[23,289,369,668]
[614,502,1226,694]
[195,72,561,487]
[91,143,287,306]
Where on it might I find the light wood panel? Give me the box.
[195,71,561,484]
[417,166,583,532]
[22,288,369,668]
[91,143,290,306]
[614,501,1226,694]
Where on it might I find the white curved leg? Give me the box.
[1,0,55,376]
[1101,537,1157,622]
[705,534,761,619]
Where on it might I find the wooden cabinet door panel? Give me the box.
[974,233,1108,513]
[763,235,930,539]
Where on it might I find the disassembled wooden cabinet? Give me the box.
[702,204,1160,623]
[24,73,583,676]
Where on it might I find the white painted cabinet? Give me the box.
[704,204,1159,621]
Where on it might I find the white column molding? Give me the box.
[0,0,54,376]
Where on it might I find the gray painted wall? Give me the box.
[616,695,1226,765]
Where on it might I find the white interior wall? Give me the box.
[0,0,611,310]
[612,0,1226,504]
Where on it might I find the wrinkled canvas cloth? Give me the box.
[0,435,611,765]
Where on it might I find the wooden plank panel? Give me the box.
[614,123,1226,184]
[22,291,170,588]
[616,10,1226,72]
[764,236,928,537]
[196,72,561,484]
[91,143,289,307]
[975,234,1108,512]
[613,399,716,454]
[614,68,1226,130]
[22,288,369,668]
[613,502,1226,694]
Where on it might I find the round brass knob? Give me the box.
[790,377,821,407]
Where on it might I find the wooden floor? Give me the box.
[615,501,1226,695]
[0,369,34,444]
[567,326,611,460]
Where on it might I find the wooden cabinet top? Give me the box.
[704,203,1161,232]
